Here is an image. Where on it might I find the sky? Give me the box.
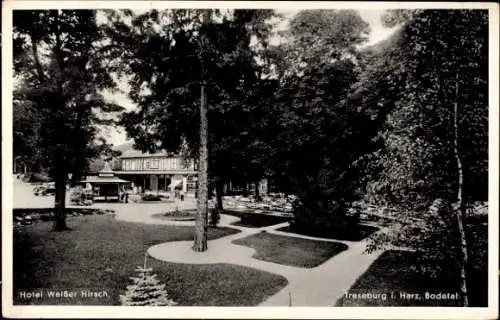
[100,9,396,146]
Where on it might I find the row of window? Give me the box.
[121,157,196,171]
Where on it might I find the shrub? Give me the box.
[40,214,53,221]
[366,199,462,279]
[291,199,354,234]
[119,256,177,306]
[141,194,162,201]
[69,187,85,204]
[27,172,51,182]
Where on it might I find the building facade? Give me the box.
[113,147,198,194]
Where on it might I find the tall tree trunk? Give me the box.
[192,9,213,252]
[208,181,214,199]
[52,11,69,232]
[193,83,209,252]
[243,183,249,197]
[254,181,262,201]
[216,178,224,211]
[453,68,469,307]
[53,165,69,231]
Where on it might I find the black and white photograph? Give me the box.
[2,1,498,319]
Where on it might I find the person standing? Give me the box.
[119,186,124,202]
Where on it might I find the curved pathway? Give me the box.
[13,179,387,306]
[110,201,386,307]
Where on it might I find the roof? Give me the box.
[114,141,172,159]
[120,148,171,159]
[80,176,130,183]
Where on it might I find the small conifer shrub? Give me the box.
[119,254,177,306]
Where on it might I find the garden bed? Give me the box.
[132,199,176,204]
[13,215,288,306]
[13,208,114,225]
[151,209,197,221]
[277,224,379,242]
[232,232,348,268]
[224,210,292,228]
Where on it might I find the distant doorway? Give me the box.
[158,175,171,192]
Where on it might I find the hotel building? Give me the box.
[112,146,198,194]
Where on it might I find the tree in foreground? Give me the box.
[364,9,488,307]
[262,10,380,232]
[104,9,278,251]
[13,10,122,230]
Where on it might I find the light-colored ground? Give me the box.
[12,177,196,223]
[146,216,385,306]
[13,178,385,306]
[13,177,60,208]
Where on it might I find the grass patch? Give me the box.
[224,210,291,228]
[277,224,379,241]
[151,209,197,221]
[335,250,464,306]
[232,232,348,268]
[13,215,288,306]
[336,223,487,307]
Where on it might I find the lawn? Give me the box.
[232,231,348,268]
[224,210,291,228]
[277,224,379,241]
[335,250,462,306]
[13,215,288,306]
[336,224,488,307]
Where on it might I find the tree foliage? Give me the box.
[104,9,280,201]
[364,9,488,212]
[13,10,124,230]
[361,10,488,306]
[261,10,380,230]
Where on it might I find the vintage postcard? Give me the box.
[2,1,498,319]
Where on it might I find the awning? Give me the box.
[80,176,130,184]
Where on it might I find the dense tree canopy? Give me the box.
[361,9,488,307]
[363,9,488,212]
[257,10,382,231]
[104,9,280,203]
[13,9,123,229]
